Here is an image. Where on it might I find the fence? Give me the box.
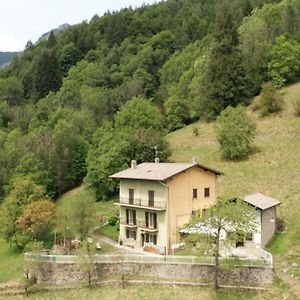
[25,252,271,267]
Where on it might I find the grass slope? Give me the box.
[166,82,300,294]
[0,239,23,284]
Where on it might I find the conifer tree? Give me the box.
[199,1,249,119]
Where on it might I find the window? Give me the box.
[126,209,136,225]
[192,188,198,199]
[145,212,157,229]
[148,190,154,207]
[204,188,210,197]
[129,189,134,204]
[126,229,136,240]
[145,233,157,245]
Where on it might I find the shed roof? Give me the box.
[243,193,281,210]
[110,162,223,181]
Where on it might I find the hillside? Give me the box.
[167,82,300,293]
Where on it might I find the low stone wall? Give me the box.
[37,261,274,286]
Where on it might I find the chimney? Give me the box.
[192,157,197,163]
[131,160,137,169]
[155,157,160,163]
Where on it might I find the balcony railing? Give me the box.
[120,218,158,231]
[117,197,166,210]
[120,217,137,227]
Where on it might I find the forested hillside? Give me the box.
[0,0,299,203]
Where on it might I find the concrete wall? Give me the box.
[167,167,217,244]
[261,207,276,248]
[37,262,274,286]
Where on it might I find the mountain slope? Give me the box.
[167,82,300,284]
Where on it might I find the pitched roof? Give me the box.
[243,193,281,210]
[110,162,223,181]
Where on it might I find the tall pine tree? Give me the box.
[199,1,249,119]
[33,48,62,100]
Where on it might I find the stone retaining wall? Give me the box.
[37,262,274,286]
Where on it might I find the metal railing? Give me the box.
[25,253,269,267]
[117,198,167,209]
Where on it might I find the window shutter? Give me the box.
[133,230,136,240]
[145,212,149,227]
[126,209,129,224]
[145,233,149,243]
[154,213,157,229]
[133,210,136,225]
[126,229,129,239]
[153,235,157,245]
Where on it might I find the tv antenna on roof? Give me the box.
[151,146,162,161]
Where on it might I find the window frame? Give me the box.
[204,187,210,198]
[192,188,198,199]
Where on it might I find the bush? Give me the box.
[108,216,118,226]
[257,82,283,117]
[216,106,256,160]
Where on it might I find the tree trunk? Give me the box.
[213,228,221,290]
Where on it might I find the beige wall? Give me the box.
[261,207,276,248]
[167,167,217,245]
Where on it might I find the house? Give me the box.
[110,159,223,254]
[242,193,281,248]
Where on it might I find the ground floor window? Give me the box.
[126,229,136,240]
[145,233,157,245]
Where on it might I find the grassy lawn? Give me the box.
[98,224,119,242]
[6,285,260,300]
[57,186,118,220]
[0,238,24,283]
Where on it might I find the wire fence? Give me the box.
[25,252,272,267]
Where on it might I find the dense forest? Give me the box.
[0,0,299,202]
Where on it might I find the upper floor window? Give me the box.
[148,190,154,207]
[145,211,157,229]
[204,188,210,197]
[192,188,198,199]
[129,189,134,204]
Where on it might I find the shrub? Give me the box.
[216,106,256,160]
[258,82,283,117]
[108,216,118,226]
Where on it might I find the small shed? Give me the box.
[243,193,281,248]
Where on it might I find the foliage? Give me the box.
[0,77,24,106]
[257,82,284,116]
[108,216,119,226]
[0,178,48,248]
[268,35,300,87]
[216,106,256,160]
[115,97,164,132]
[199,2,249,119]
[70,196,97,241]
[24,240,44,295]
[16,200,56,240]
[184,198,257,289]
[76,240,97,287]
[165,96,190,131]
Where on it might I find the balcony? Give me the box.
[120,217,137,228]
[115,197,166,210]
[138,220,158,232]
